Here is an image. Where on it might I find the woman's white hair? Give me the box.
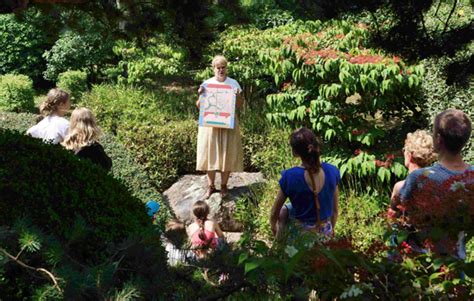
[212,55,227,67]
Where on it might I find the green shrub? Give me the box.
[336,192,386,252]
[0,12,52,82]
[80,84,197,135]
[57,70,88,102]
[0,74,35,113]
[120,119,198,190]
[105,37,189,87]
[421,51,473,164]
[0,129,150,261]
[43,29,113,82]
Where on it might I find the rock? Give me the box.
[163,172,265,232]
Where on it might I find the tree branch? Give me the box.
[433,0,442,18]
[419,10,431,40]
[0,247,63,293]
[442,0,458,35]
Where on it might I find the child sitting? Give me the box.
[62,107,112,171]
[187,201,224,259]
[27,88,71,144]
[390,130,437,202]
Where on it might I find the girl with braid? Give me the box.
[270,127,340,238]
[187,201,224,259]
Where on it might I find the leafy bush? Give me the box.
[56,70,88,102]
[421,51,473,164]
[105,37,189,87]
[248,6,295,29]
[80,84,197,135]
[0,131,171,298]
[0,12,51,82]
[80,84,200,190]
[43,29,113,82]
[336,192,386,252]
[120,119,198,190]
[0,74,35,113]
[0,129,151,260]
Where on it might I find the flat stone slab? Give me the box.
[163,172,265,232]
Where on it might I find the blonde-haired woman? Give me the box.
[27,88,71,144]
[62,107,112,171]
[196,55,244,199]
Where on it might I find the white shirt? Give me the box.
[27,115,70,144]
[203,77,242,94]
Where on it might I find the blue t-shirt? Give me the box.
[399,163,473,260]
[279,163,340,224]
[400,163,474,201]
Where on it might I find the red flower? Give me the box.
[354,149,362,156]
[400,241,413,254]
[335,33,345,39]
[351,129,365,135]
[349,54,384,65]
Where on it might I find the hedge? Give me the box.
[0,74,35,113]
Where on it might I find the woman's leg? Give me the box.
[220,171,231,197]
[277,206,289,238]
[205,171,217,199]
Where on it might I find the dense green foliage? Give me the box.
[43,28,113,82]
[106,37,189,86]
[0,13,51,82]
[0,129,150,258]
[421,51,474,164]
[79,84,198,190]
[57,70,88,102]
[0,74,35,113]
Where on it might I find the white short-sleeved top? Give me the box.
[27,115,70,144]
[202,77,242,93]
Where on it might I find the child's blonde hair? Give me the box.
[40,88,70,116]
[405,130,437,167]
[62,107,101,151]
[193,201,210,241]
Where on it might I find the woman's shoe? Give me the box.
[205,184,217,199]
[220,184,228,198]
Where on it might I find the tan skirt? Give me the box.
[196,119,243,172]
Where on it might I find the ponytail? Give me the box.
[197,217,207,241]
[192,201,210,241]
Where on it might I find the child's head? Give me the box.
[404,130,437,168]
[62,107,101,151]
[433,109,472,156]
[193,201,210,222]
[164,219,186,247]
[39,88,70,117]
[290,127,322,172]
